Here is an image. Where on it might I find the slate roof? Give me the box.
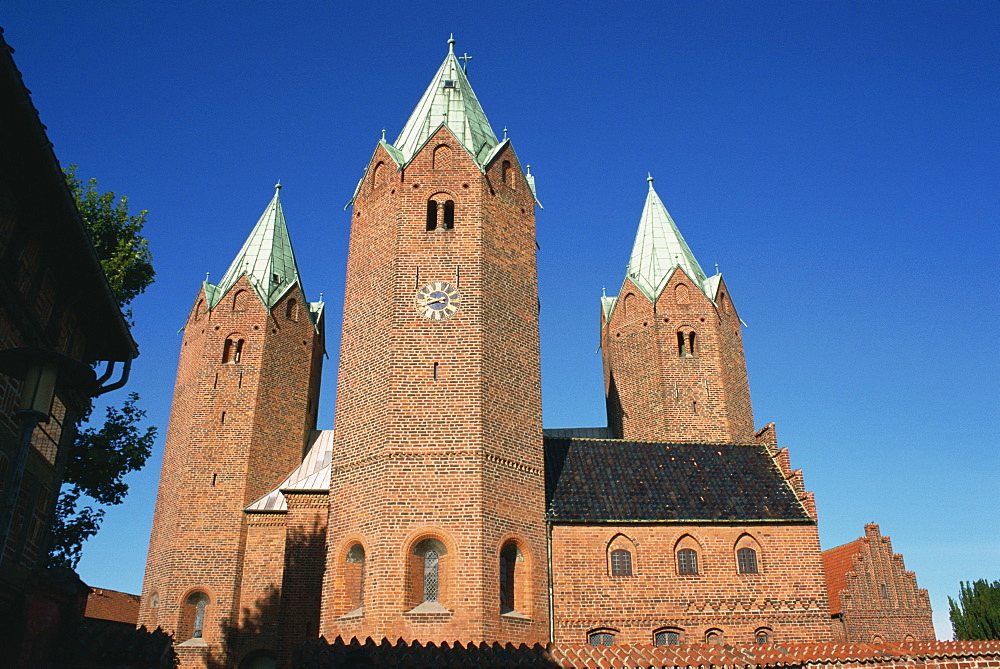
[545,438,811,523]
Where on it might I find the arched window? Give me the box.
[705,629,723,645]
[588,629,616,647]
[412,538,447,605]
[502,160,513,187]
[442,200,455,229]
[285,298,298,321]
[622,293,634,317]
[735,534,763,575]
[499,542,520,614]
[232,289,248,312]
[677,548,698,574]
[654,628,682,646]
[193,299,204,321]
[677,329,696,357]
[426,199,438,230]
[345,543,365,612]
[183,591,210,640]
[737,547,758,574]
[222,337,245,364]
[371,161,384,192]
[872,635,884,644]
[755,627,772,644]
[610,549,632,577]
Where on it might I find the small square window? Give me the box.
[443,80,456,88]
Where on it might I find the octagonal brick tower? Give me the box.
[319,39,548,644]
[601,177,754,443]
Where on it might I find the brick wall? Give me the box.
[138,277,322,666]
[321,127,548,644]
[603,270,754,444]
[550,522,833,646]
[824,524,935,642]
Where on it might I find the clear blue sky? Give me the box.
[5,1,997,639]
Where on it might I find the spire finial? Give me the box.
[448,34,455,53]
[503,127,508,140]
[205,272,211,282]
[319,292,324,302]
[275,180,282,191]
[715,263,720,275]
[647,172,654,186]
[381,128,386,141]
[526,164,532,175]
[602,286,607,297]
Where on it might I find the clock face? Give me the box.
[415,281,460,321]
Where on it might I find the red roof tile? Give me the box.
[822,538,864,614]
[84,587,140,625]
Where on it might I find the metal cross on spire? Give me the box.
[459,52,472,73]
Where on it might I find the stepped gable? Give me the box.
[822,537,864,615]
[545,437,812,522]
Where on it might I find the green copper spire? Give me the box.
[393,36,498,166]
[207,183,303,311]
[624,175,710,303]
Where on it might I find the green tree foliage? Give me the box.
[64,165,155,318]
[47,168,157,568]
[950,579,1000,640]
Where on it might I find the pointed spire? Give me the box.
[393,37,498,166]
[624,176,710,302]
[208,185,303,310]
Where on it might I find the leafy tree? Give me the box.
[950,579,1000,640]
[63,165,155,319]
[46,168,157,568]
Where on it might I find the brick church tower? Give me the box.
[601,177,753,443]
[319,38,548,643]
[138,187,324,661]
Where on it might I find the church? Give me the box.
[137,40,931,668]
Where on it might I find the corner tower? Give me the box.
[320,39,547,644]
[138,186,324,662]
[601,177,753,443]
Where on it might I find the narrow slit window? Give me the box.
[426,200,439,231]
[423,549,439,602]
[677,331,686,357]
[442,200,455,229]
[433,362,439,380]
[688,332,696,356]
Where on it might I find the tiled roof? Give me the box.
[245,430,333,512]
[84,587,140,624]
[545,438,811,523]
[293,637,1000,668]
[822,538,865,615]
